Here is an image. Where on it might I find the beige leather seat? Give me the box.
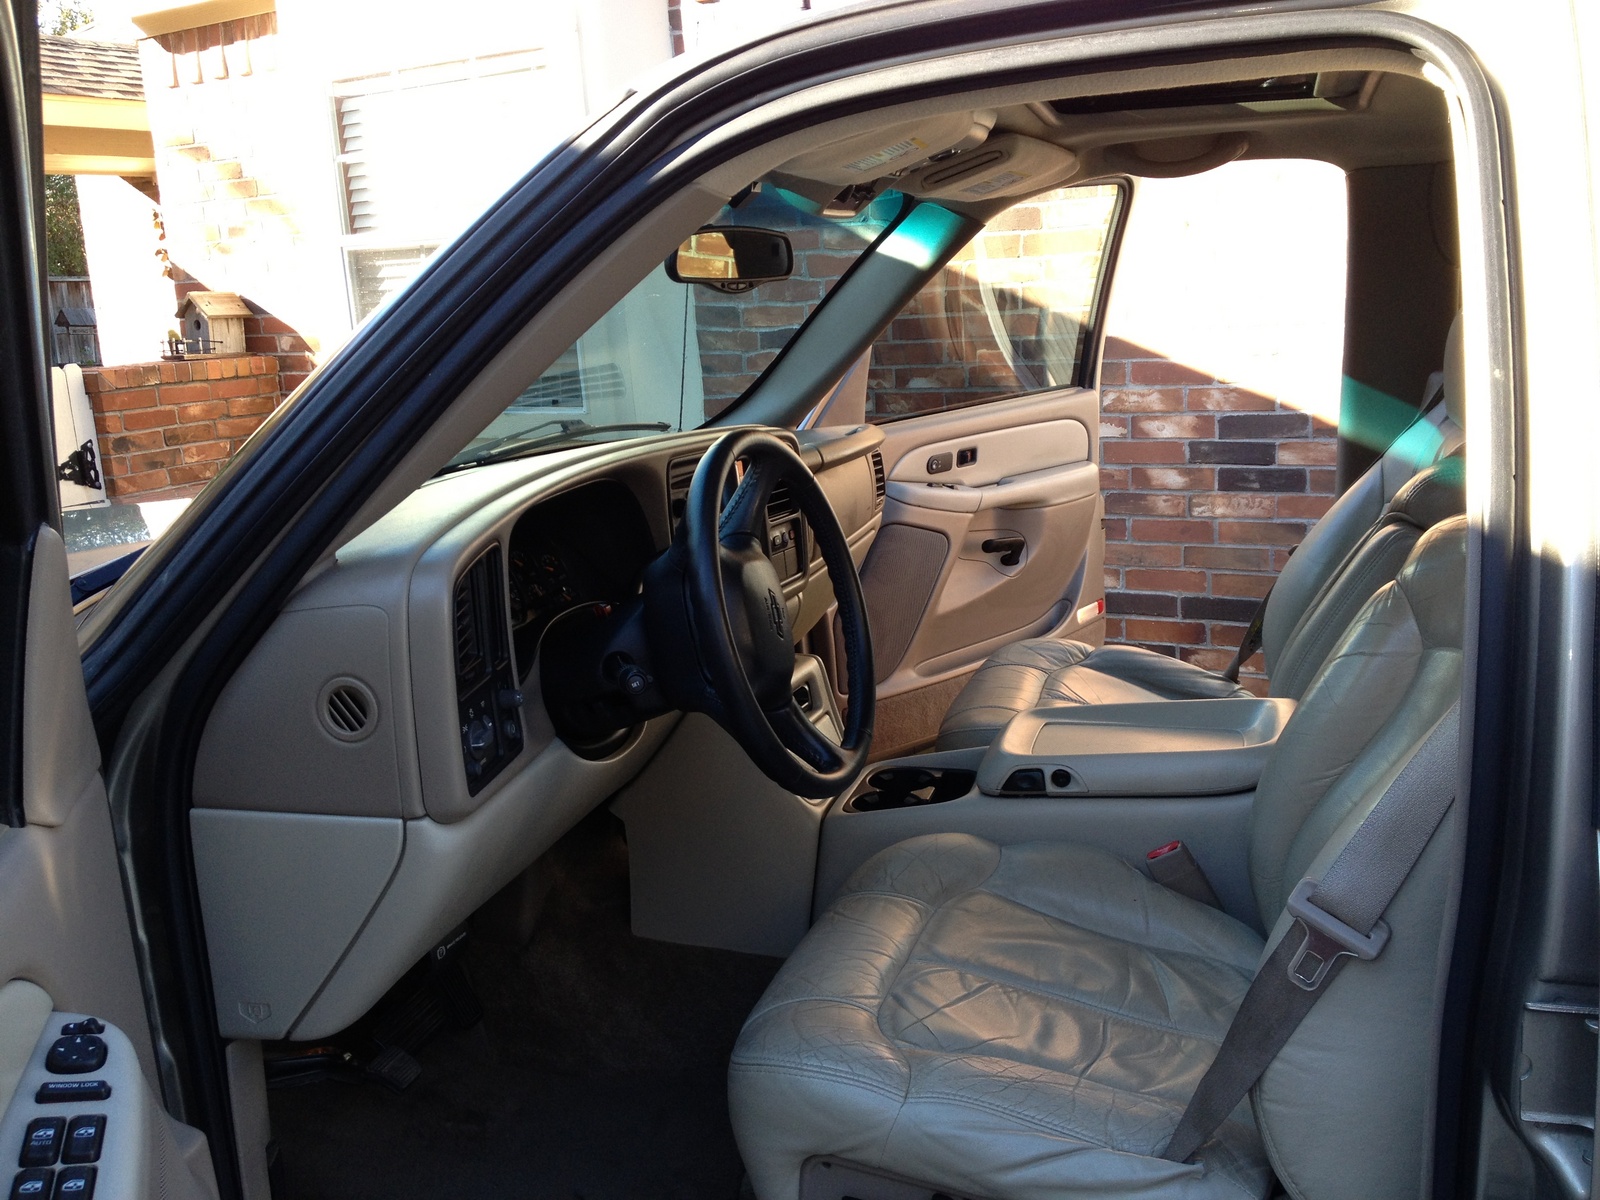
[936,319,1466,751]
[731,517,1466,1200]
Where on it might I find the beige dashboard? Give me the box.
[188,423,884,1041]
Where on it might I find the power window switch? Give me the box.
[60,1119,103,1167]
[19,1120,64,1168]
[52,1167,94,1199]
[9,1171,52,1200]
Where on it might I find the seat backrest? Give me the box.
[1260,314,1464,679]
[1246,516,1466,1200]
[1266,454,1464,700]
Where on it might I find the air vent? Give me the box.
[319,678,377,742]
[453,544,522,795]
[870,449,886,509]
[453,575,483,681]
[766,479,799,522]
[667,454,700,524]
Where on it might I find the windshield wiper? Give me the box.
[437,419,671,474]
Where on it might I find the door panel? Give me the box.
[860,388,1107,756]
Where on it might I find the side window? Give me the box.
[864,183,1124,421]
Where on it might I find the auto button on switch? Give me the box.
[18,1118,64,1167]
[45,1035,107,1074]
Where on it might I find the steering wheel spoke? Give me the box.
[768,697,845,775]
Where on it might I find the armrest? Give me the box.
[976,697,1296,797]
[885,461,1099,513]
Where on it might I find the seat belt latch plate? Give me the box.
[1284,879,1391,991]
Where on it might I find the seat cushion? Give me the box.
[937,640,1252,750]
[729,833,1273,1200]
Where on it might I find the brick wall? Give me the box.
[1097,338,1338,691]
[87,354,281,499]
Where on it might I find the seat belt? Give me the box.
[1221,584,1274,683]
[1161,699,1462,1163]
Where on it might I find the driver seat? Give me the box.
[729,517,1466,1200]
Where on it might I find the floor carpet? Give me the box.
[268,808,783,1199]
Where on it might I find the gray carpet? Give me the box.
[268,809,782,1199]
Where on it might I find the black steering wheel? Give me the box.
[649,430,874,797]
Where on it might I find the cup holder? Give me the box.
[848,766,977,812]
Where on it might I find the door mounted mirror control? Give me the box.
[44,1036,106,1076]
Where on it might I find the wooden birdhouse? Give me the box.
[175,291,251,356]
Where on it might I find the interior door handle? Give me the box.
[981,536,1026,566]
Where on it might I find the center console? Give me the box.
[816,697,1296,927]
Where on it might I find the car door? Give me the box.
[0,11,223,1199]
[839,181,1127,756]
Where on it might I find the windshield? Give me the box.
[441,187,904,471]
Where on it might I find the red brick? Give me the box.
[216,416,264,438]
[1102,335,1149,360]
[1217,520,1308,545]
[176,400,227,421]
[1102,568,1123,592]
[1130,414,1214,440]
[167,462,222,486]
[1102,617,1126,642]
[1098,360,1127,386]
[95,386,161,412]
[1128,360,1215,386]
[1102,518,1128,542]
[158,362,179,383]
[1185,545,1270,570]
[120,407,179,431]
[93,414,121,434]
[1131,518,1215,544]
[1103,388,1184,414]
[1180,647,1237,672]
[1185,387,1276,412]
[1103,439,1184,465]
[1308,469,1336,494]
[1278,439,1338,466]
[1105,542,1182,568]
[1099,467,1130,490]
[1099,417,1129,439]
[1213,572,1275,598]
[1107,492,1185,517]
[227,395,277,417]
[159,382,212,405]
[205,360,224,380]
[127,449,183,472]
[1124,619,1206,645]
[1278,495,1336,520]
[164,423,218,445]
[212,377,261,399]
[1125,568,1206,592]
[106,469,169,496]
[108,430,167,454]
[245,335,277,354]
[1189,493,1276,519]
[181,441,232,463]
[1132,466,1215,491]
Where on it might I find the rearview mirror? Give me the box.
[667,226,794,292]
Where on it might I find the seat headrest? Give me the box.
[1395,515,1468,651]
[1388,455,1466,530]
[1443,313,1464,428]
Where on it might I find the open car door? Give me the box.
[0,9,221,1198]
[840,182,1127,756]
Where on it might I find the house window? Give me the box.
[333,50,575,323]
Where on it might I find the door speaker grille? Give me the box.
[319,678,377,742]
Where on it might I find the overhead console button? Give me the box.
[44,1036,107,1075]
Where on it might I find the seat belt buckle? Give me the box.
[1284,879,1391,992]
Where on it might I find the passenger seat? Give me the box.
[936,316,1465,750]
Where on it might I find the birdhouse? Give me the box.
[175,291,251,356]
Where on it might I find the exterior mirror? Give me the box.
[667,226,793,292]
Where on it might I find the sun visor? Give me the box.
[901,134,1079,202]
[777,113,994,186]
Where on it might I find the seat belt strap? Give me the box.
[1221,586,1273,683]
[1160,700,1462,1163]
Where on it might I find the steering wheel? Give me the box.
[645,430,874,797]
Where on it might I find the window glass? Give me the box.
[443,188,902,469]
[864,183,1123,421]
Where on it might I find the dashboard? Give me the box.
[186,423,886,1045]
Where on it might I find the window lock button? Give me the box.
[19,1119,64,1168]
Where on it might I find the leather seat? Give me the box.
[731,518,1467,1200]
[935,318,1466,751]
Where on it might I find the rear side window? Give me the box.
[864,182,1124,421]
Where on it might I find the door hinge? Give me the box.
[56,440,102,490]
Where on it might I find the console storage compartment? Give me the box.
[976,698,1295,798]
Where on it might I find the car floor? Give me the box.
[267,808,782,1199]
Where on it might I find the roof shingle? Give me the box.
[39,35,144,103]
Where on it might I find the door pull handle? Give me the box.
[981,536,1025,566]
